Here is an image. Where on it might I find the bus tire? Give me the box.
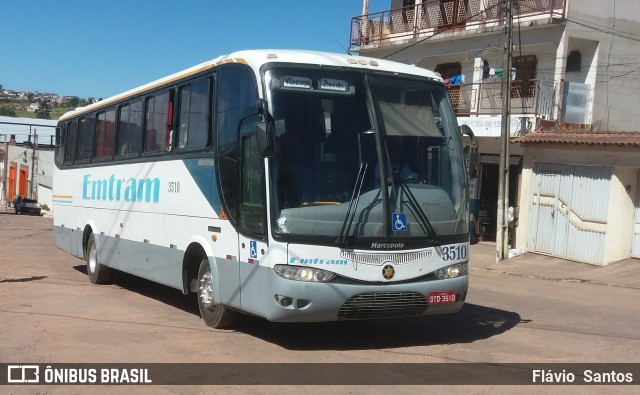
[197,258,237,328]
[86,233,112,284]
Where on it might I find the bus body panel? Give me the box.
[53,158,221,290]
[212,256,242,308]
[96,231,182,289]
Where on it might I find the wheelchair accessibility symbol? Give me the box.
[249,240,257,259]
[392,213,407,232]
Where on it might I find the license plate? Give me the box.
[428,291,457,304]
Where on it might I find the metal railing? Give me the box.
[448,79,556,117]
[351,0,566,47]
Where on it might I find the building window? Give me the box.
[566,51,581,72]
[436,62,463,110]
[513,55,537,98]
[435,62,462,80]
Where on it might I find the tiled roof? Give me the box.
[512,130,640,146]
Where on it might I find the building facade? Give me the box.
[1,116,57,210]
[350,0,640,264]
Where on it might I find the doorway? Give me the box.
[478,162,519,242]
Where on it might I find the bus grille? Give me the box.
[337,292,428,320]
[340,250,432,266]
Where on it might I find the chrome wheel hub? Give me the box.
[199,271,214,308]
[88,244,97,273]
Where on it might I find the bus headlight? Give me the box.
[274,265,336,282]
[435,262,468,279]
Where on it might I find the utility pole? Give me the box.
[2,134,7,204]
[30,128,38,199]
[496,0,514,262]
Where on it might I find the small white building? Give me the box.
[513,130,640,264]
[1,116,57,210]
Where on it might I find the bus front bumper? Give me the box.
[263,271,468,322]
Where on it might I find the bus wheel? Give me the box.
[86,233,111,284]
[197,258,237,328]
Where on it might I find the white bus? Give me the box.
[53,49,470,328]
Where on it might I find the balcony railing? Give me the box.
[350,0,566,47]
[449,79,556,117]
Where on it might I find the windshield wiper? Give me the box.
[336,162,368,247]
[395,179,437,240]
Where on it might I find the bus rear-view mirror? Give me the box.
[256,121,275,158]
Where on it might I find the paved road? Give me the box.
[0,214,638,394]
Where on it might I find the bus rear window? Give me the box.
[64,120,78,164]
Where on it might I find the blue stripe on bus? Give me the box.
[182,158,221,214]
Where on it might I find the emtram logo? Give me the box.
[82,174,160,203]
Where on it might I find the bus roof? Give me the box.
[59,49,442,122]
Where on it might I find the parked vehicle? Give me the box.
[53,49,470,328]
[15,198,41,215]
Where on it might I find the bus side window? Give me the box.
[95,108,116,159]
[239,115,266,235]
[55,123,67,166]
[217,66,259,230]
[76,115,95,162]
[117,104,131,156]
[144,91,172,153]
[117,100,143,157]
[129,100,143,155]
[64,120,78,165]
[177,79,210,149]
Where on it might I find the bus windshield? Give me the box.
[265,67,467,243]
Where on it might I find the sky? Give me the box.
[0,1,389,99]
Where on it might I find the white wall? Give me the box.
[37,184,53,213]
[516,143,640,263]
[567,0,640,131]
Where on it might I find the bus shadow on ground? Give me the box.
[73,265,521,350]
[73,265,201,316]
[233,304,521,350]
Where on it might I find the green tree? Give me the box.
[35,100,51,119]
[0,106,16,116]
[64,96,80,107]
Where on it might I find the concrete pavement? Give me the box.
[470,242,640,289]
[2,204,638,289]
